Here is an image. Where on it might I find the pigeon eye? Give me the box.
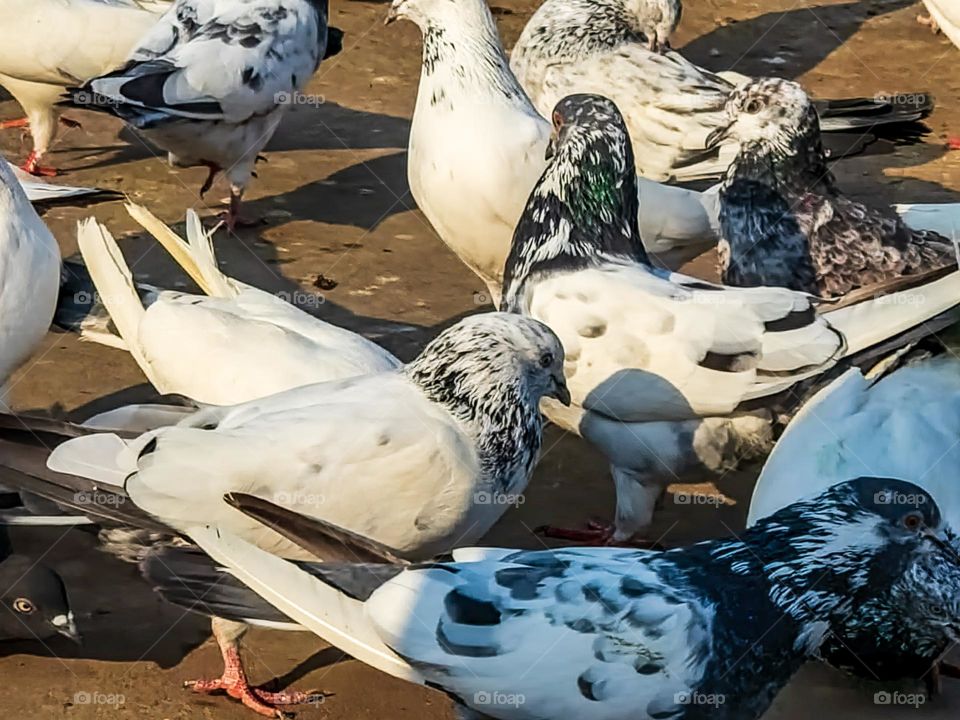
[743,98,764,114]
[539,352,555,369]
[13,598,34,614]
[552,111,563,128]
[902,512,923,531]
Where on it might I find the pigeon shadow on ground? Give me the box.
[681,0,918,82]
[246,150,413,233]
[41,101,411,175]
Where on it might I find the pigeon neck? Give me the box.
[501,133,647,309]
[405,351,542,495]
[414,7,536,112]
[725,124,837,198]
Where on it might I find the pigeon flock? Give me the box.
[0,0,959,719]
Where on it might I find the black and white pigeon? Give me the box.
[0,312,568,717]
[0,527,79,644]
[510,0,934,182]
[711,78,956,298]
[499,93,960,544]
[64,0,331,230]
[149,477,960,720]
[749,350,960,690]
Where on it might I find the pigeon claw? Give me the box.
[185,676,325,718]
[535,520,616,544]
[536,521,663,549]
[0,117,29,130]
[21,151,58,177]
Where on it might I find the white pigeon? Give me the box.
[31,311,567,716]
[501,94,960,544]
[0,158,61,401]
[66,0,330,229]
[73,204,401,405]
[920,0,960,49]
[389,0,722,298]
[0,0,171,176]
[511,0,935,182]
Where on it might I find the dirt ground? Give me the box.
[2,0,960,717]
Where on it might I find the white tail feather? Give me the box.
[76,218,166,389]
[187,526,426,684]
[124,203,213,295]
[826,271,960,357]
[0,509,94,526]
[47,433,137,487]
[184,210,238,298]
[81,404,196,434]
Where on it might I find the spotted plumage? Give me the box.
[176,477,960,720]
[715,78,955,297]
[63,0,331,227]
[511,0,934,182]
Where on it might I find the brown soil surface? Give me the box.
[1,0,959,717]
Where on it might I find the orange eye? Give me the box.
[13,598,34,614]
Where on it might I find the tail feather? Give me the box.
[0,414,167,531]
[140,546,296,625]
[124,203,226,296]
[188,526,424,683]
[815,93,934,129]
[75,218,164,388]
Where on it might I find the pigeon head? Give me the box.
[820,528,960,678]
[502,94,646,310]
[742,478,955,631]
[627,0,682,50]
[707,78,822,157]
[0,556,78,643]
[385,0,486,30]
[407,312,569,409]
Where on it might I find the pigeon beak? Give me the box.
[52,613,81,644]
[550,374,571,407]
[705,123,732,149]
[384,6,399,24]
